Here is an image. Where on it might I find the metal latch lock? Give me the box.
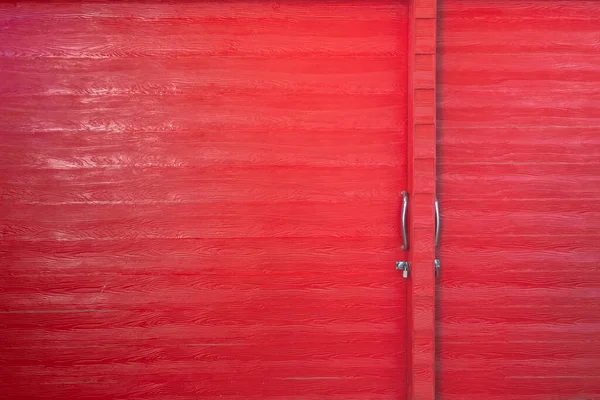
[396,261,410,279]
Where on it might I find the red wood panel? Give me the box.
[437,1,600,399]
[407,0,437,399]
[0,2,409,399]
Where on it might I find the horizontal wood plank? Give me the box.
[0,237,402,275]
[1,201,403,240]
[0,56,406,97]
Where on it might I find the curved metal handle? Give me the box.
[401,191,408,251]
[434,196,440,247]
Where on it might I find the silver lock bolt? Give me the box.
[396,261,410,279]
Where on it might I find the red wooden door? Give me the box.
[437,1,600,399]
[0,2,410,399]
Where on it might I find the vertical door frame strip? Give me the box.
[407,0,437,399]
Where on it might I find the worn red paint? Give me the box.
[437,1,600,399]
[5,1,599,399]
[0,1,410,399]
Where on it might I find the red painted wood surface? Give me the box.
[437,1,600,399]
[406,0,437,399]
[0,2,410,399]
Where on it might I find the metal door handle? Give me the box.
[435,196,440,278]
[435,196,440,247]
[401,191,408,250]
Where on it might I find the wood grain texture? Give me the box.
[0,1,409,399]
[437,1,600,399]
[407,0,437,399]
